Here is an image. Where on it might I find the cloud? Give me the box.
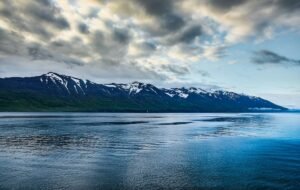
[78,23,89,34]
[128,41,157,57]
[27,43,84,66]
[0,28,27,56]
[91,28,130,61]
[0,26,86,66]
[135,0,185,33]
[252,50,300,66]
[181,0,300,42]
[165,25,203,45]
[0,0,70,39]
[197,70,210,77]
[160,64,190,75]
[112,27,131,44]
[0,0,299,85]
[25,1,70,30]
[208,0,247,11]
[201,45,227,61]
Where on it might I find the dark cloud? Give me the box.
[163,24,203,45]
[135,0,173,16]
[130,41,157,58]
[0,32,18,55]
[49,38,92,59]
[0,29,14,54]
[140,42,157,52]
[177,25,202,43]
[0,29,85,66]
[91,29,130,60]
[0,0,69,39]
[78,23,89,34]
[206,0,300,12]
[51,41,64,47]
[252,50,300,66]
[26,1,70,30]
[27,44,84,66]
[0,27,27,56]
[161,64,190,75]
[28,45,53,60]
[0,6,53,39]
[161,14,185,31]
[112,28,131,44]
[135,0,185,32]
[208,0,247,10]
[39,0,52,6]
[91,31,106,52]
[0,1,14,18]
[275,0,300,12]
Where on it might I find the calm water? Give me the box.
[0,112,299,189]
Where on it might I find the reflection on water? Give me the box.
[0,113,299,189]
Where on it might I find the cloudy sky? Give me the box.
[0,0,299,108]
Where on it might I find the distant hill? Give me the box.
[0,72,287,112]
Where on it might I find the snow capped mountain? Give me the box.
[0,72,287,112]
[104,81,161,95]
[33,72,254,100]
[163,87,210,99]
[163,88,189,98]
[188,87,208,94]
[40,72,88,95]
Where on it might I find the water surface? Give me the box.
[0,113,299,189]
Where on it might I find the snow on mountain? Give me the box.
[188,87,207,94]
[165,92,175,97]
[42,72,70,93]
[174,89,189,98]
[39,72,90,95]
[104,81,160,95]
[124,82,144,94]
[163,87,215,99]
[41,73,225,98]
[36,73,275,102]
[0,72,286,112]
[104,84,117,88]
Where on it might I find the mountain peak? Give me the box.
[45,72,61,77]
[42,72,64,83]
[131,81,145,85]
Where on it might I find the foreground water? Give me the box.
[0,112,299,189]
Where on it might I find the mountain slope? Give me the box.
[0,72,286,112]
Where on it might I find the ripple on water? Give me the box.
[0,113,299,189]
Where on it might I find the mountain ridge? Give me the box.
[0,72,287,112]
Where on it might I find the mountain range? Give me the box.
[0,72,286,112]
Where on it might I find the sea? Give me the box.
[0,112,299,189]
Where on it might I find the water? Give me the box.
[0,113,299,189]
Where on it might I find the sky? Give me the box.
[0,0,299,108]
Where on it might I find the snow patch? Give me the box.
[71,77,85,94]
[165,92,175,97]
[120,82,145,94]
[188,88,206,94]
[178,93,189,98]
[73,85,78,94]
[105,84,117,88]
[129,83,142,94]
